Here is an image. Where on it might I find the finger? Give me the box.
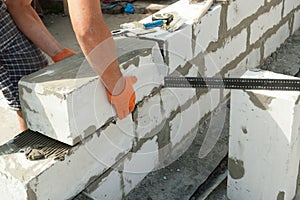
[118,114,124,120]
[129,103,135,113]
[129,76,137,84]
[117,106,129,120]
[119,110,128,120]
[117,110,124,120]
[129,94,136,112]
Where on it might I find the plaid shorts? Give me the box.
[0,1,48,111]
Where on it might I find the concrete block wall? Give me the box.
[228,70,300,200]
[1,0,297,199]
[0,118,134,200]
[19,38,164,146]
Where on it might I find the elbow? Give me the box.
[73,26,94,42]
[73,25,100,54]
[73,23,111,44]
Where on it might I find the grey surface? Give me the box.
[205,179,228,200]
[261,29,300,76]
[126,27,300,200]
[37,4,300,200]
[125,102,229,200]
[206,28,300,200]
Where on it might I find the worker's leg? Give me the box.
[4,0,75,61]
[16,111,27,131]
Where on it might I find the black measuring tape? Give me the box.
[164,77,300,91]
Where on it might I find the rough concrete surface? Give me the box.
[0,1,167,146]
[44,4,300,200]
[125,101,229,200]
[261,29,300,77]
[206,28,300,200]
[1,0,300,199]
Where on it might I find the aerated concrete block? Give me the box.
[83,137,159,199]
[293,9,300,34]
[169,89,220,148]
[193,4,221,55]
[139,0,221,74]
[228,70,300,200]
[250,3,282,44]
[0,117,134,200]
[224,48,261,78]
[19,37,164,145]
[227,0,265,30]
[221,48,261,99]
[264,22,290,59]
[139,25,193,74]
[284,0,300,17]
[204,28,247,77]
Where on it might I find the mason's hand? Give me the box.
[106,77,137,119]
[51,48,76,63]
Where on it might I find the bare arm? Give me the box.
[5,0,65,57]
[67,0,125,95]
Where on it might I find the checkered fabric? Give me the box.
[0,0,48,110]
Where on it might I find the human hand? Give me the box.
[51,48,76,63]
[106,77,137,120]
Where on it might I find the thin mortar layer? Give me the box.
[208,1,299,78]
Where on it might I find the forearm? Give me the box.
[85,36,126,96]
[68,0,125,95]
[5,1,64,56]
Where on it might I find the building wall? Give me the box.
[9,0,300,199]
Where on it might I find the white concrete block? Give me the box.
[86,170,123,200]
[139,0,223,73]
[284,0,300,17]
[264,22,290,58]
[222,48,261,99]
[293,9,300,34]
[227,0,265,30]
[228,70,300,200]
[85,137,159,199]
[19,37,164,145]
[134,94,164,140]
[193,5,221,55]
[0,118,134,199]
[170,90,220,147]
[141,25,194,74]
[205,28,247,76]
[160,65,200,118]
[165,26,193,74]
[225,48,261,78]
[250,3,282,44]
[119,41,166,103]
[122,137,159,194]
[160,87,195,119]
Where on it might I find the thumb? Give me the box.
[128,76,137,85]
